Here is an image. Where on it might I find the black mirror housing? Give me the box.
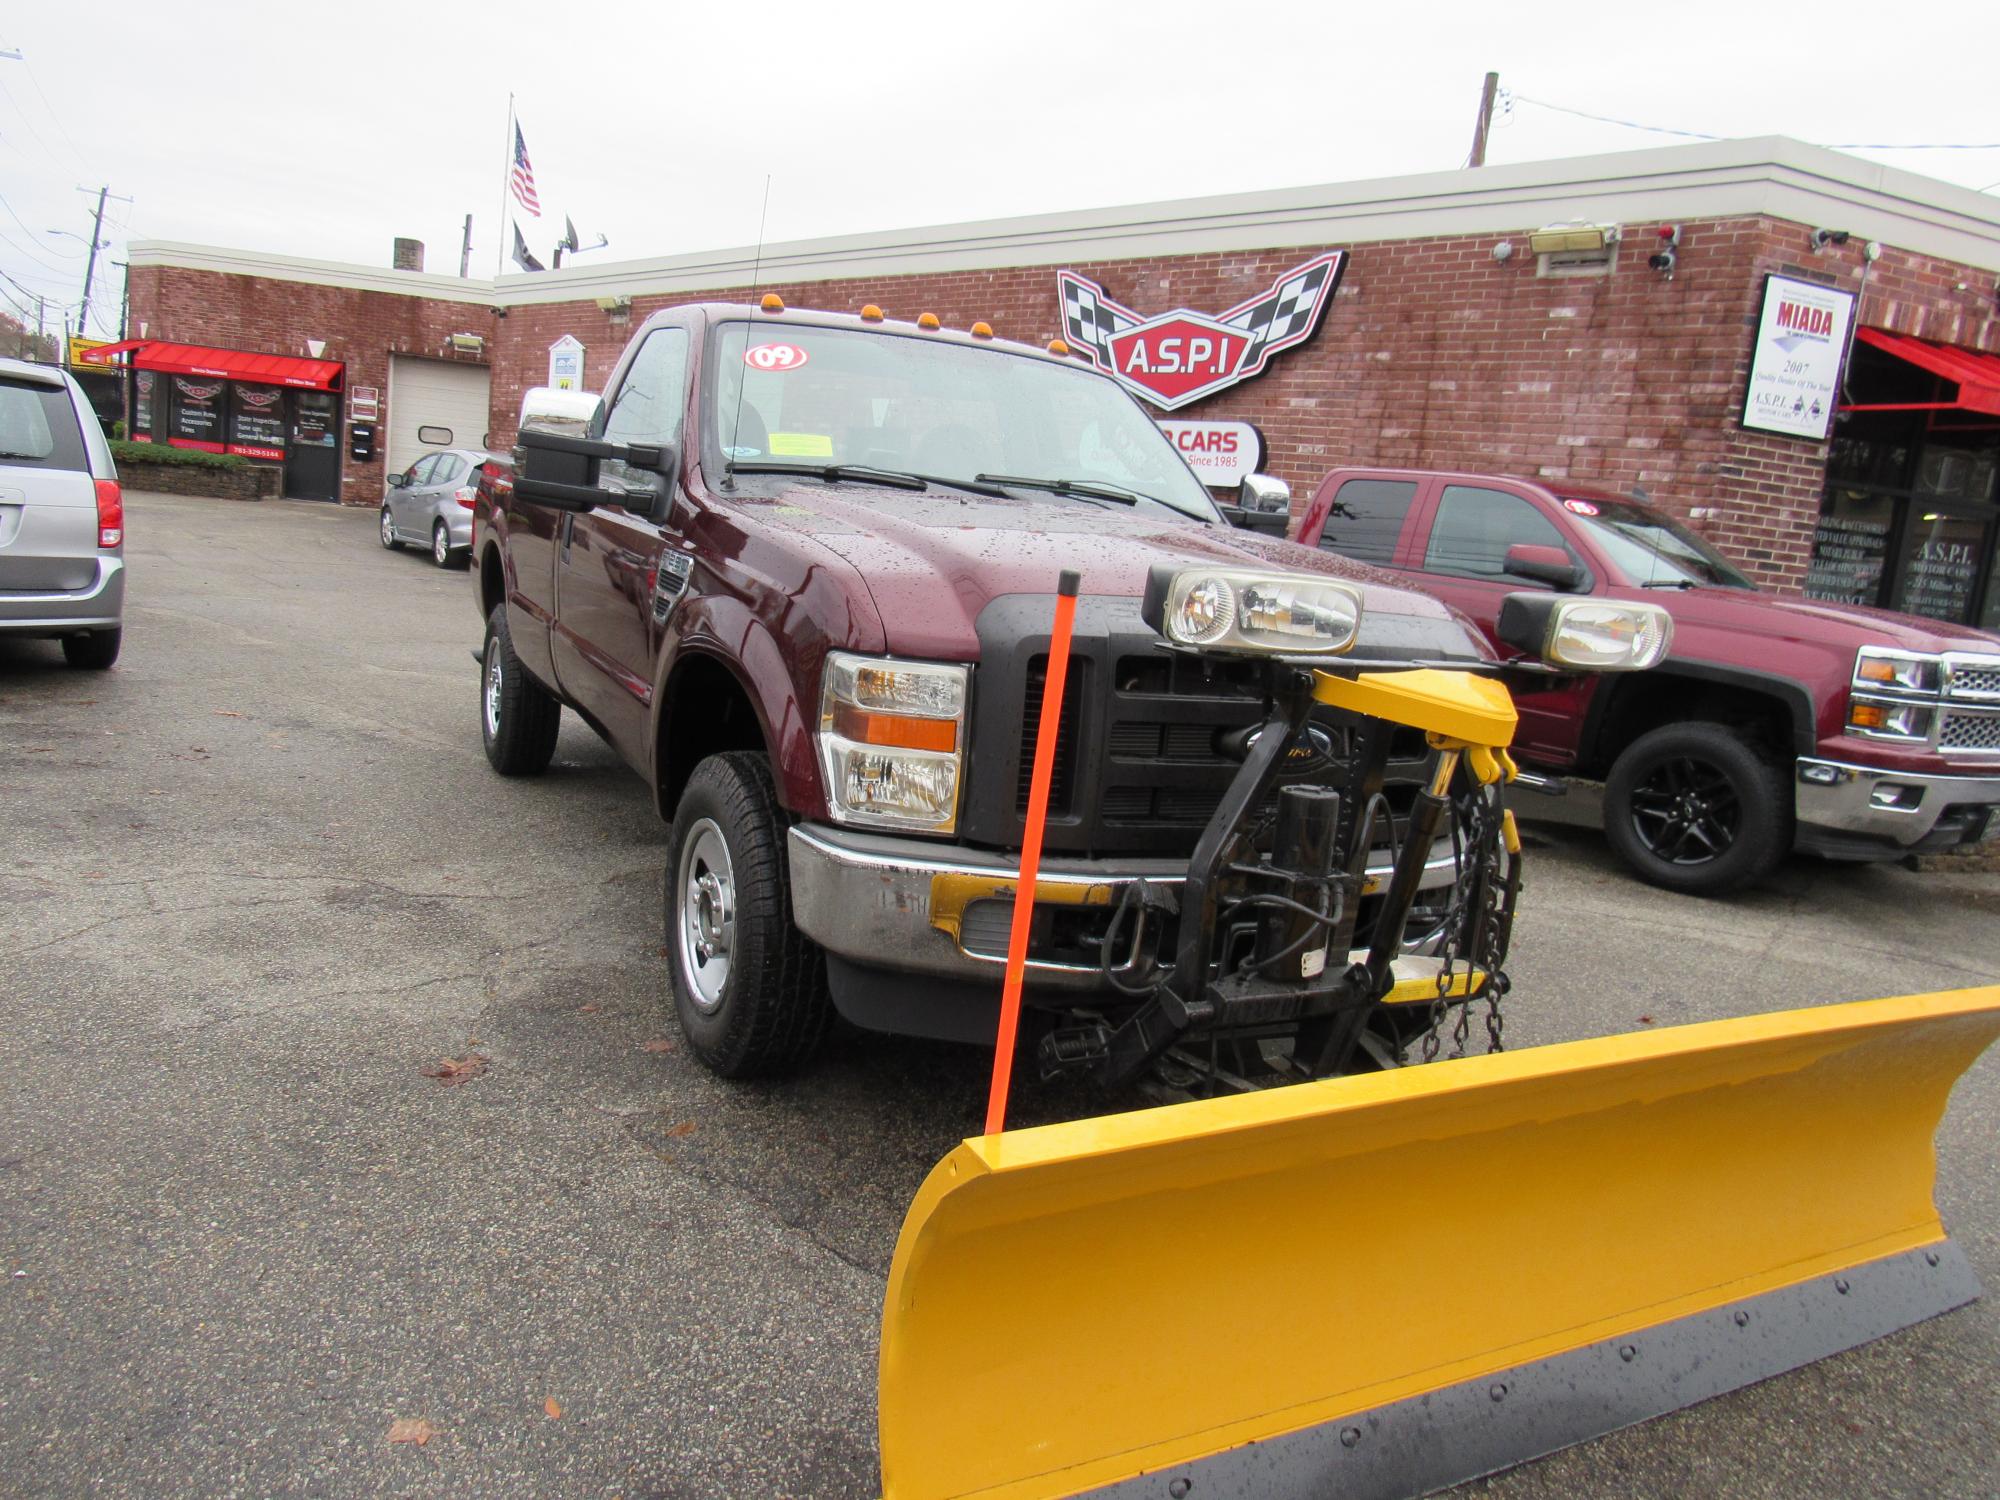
[511,428,678,513]
[1218,504,1290,536]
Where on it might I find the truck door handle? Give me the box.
[561,513,576,555]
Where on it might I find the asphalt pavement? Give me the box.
[1,491,1995,1498]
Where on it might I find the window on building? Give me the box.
[1317,479,1418,565]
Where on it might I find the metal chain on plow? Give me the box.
[1419,781,1517,1064]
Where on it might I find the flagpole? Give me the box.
[495,92,515,280]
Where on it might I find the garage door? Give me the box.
[386,356,492,474]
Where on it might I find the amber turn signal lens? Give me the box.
[1856,658,1896,683]
[831,703,958,752]
[1849,703,1886,729]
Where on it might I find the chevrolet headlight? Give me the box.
[1142,567,1362,655]
[1847,698,1936,742]
[818,653,968,833]
[1853,648,1941,696]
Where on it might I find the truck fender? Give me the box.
[648,600,821,824]
[1582,660,1816,768]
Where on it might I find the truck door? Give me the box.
[1410,483,1597,763]
[551,325,690,764]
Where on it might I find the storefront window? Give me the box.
[1891,508,1988,622]
[169,376,226,452]
[228,383,286,460]
[132,371,155,441]
[1804,488,1895,606]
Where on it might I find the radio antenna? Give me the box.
[724,174,773,491]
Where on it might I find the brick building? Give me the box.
[108,136,2000,625]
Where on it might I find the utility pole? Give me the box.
[459,213,474,277]
[1468,71,1499,168]
[73,184,132,337]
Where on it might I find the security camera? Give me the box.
[1810,228,1851,251]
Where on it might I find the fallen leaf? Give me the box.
[640,1039,675,1054]
[420,1054,489,1086]
[544,1397,563,1420]
[666,1120,697,1138]
[387,1417,437,1446]
[213,710,242,718]
[466,1036,481,1046]
[1637,1015,1654,1025]
[578,1003,602,1014]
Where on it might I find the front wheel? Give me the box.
[380,506,400,550]
[666,752,831,1078]
[1603,722,1791,895]
[480,603,561,775]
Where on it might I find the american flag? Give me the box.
[510,123,541,217]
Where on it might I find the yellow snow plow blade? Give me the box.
[878,986,2000,1500]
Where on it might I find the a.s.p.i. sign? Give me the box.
[1057,252,1345,411]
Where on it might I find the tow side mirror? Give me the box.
[1238,474,1292,513]
[1504,542,1585,591]
[519,386,602,437]
[1218,503,1290,536]
[513,427,677,514]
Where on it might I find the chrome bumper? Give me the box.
[788,823,1462,991]
[1795,757,2000,849]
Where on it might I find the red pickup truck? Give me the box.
[1293,468,2000,893]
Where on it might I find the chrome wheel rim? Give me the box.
[483,643,503,740]
[434,526,449,565]
[381,508,394,546]
[1629,756,1741,866]
[676,819,735,1015]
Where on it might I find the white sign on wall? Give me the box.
[1158,418,1263,487]
[1741,274,1856,441]
[548,334,586,391]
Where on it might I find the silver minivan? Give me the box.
[0,359,123,669]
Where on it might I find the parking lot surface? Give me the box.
[2,492,1996,1498]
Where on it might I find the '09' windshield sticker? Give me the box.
[744,342,808,372]
[1563,498,1600,516]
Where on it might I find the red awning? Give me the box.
[75,339,344,392]
[1846,328,2000,416]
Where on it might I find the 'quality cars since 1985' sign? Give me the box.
[1741,273,1856,441]
[1057,252,1345,411]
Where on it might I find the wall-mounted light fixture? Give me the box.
[1809,227,1851,252]
[1527,222,1620,254]
[1492,239,1515,263]
[449,332,485,355]
[594,294,632,316]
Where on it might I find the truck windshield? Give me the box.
[705,321,1219,522]
[1561,495,1755,589]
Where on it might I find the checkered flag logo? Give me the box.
[1057,271,1141,364]
[1223,254,1342,370]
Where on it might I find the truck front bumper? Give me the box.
[787,824,1462,992]
[1795,757,2000,859]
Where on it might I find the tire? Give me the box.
[380,506,401,550]
[62,628,121,670]
[432,522,461,569]
[1603,722,1791,895]
[480,603,561,775]
[666,751,831,1078]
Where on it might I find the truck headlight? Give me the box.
[1142,566,1362,655]
[818,653,968,833]
[1847,699,1935,741]
[1853,648,1941,695]
[1497,595,1672,671]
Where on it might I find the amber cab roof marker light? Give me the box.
[917,312,941,330]
[760,292,785,313]
[860,304,885,322]
[970,321,994,339]
[1047,337,1071,356]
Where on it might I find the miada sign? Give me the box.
[1057,252,1345,411]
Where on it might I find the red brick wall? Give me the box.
[131,219,1998,591]
[127,265,495,505]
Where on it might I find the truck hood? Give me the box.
[733,482,1491,663]
[1626,584,2000,655]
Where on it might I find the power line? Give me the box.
[20,56,90,175]
[1508,93,1718,141]
[1509,92,2000,152]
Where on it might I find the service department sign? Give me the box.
[1742,274,1855,441]
[1057,252,1345,411]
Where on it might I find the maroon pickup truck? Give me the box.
[468,303,1671,1080]
[1294,468,2000,892]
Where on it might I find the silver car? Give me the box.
[379,447,494,569]
[0,358,123,669]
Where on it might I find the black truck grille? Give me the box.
[965,596,1432,857]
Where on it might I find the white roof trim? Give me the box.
[130,137,2000,306]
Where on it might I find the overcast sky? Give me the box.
[5,0,1999,339]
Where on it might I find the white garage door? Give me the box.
[386,357,493,474]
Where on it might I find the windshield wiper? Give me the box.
[975,473,1143,507]
[0,450,47,461]
[725,461,1009,498]
[1639,578,1698,590]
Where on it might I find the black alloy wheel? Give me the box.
[1603,722,1790,896]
